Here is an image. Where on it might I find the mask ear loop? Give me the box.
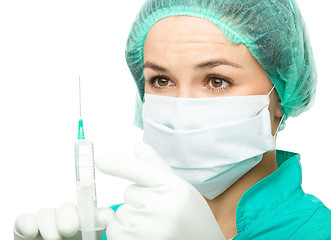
[267,86,275,96]
[275,114,285,135]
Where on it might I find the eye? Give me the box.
[148,75,175,89]
[207,75,231,91]
[155,77,170,87]
[210,78,223,87]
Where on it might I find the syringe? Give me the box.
[74,77,98,240]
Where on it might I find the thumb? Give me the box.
[134,142,175,175]
[96,153,175,188]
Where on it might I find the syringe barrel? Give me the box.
[74,139,95,182]
[74,139,100,239]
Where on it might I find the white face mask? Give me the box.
[142,88,277,200]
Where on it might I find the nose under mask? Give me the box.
[142,87,279,200]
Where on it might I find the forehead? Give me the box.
[145,16,228,44]
[143,16,254,69]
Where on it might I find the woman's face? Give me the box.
[143,16,283,134]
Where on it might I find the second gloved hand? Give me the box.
[96,143,226,240]
[14,203,114,240]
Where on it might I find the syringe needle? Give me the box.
[79,76,82,119]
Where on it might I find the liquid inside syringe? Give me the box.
[74,138,98,236]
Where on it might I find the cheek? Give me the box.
[268,98,277,118]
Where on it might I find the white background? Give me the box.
[0,0,330,238]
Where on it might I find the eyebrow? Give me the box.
[143,59,242,72]
[194,59,242,69]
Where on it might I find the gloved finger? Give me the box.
[96,154,174,188]
[113,203,140,229]
[96,207,116,227]
[134,142,175,174]
[56,202,79,238]
[14,213,39,238]
[123,184,145,208]
[35,208,62,240]
[106,218,131,240]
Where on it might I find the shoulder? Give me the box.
[289,195,331,240]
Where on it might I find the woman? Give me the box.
[14,0,331,239]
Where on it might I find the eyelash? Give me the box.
[146,74,232,92]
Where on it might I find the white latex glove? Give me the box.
[14,202,114,240]
[96,142,226,240]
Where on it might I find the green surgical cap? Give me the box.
[125,0,317,130]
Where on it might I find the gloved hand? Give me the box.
[96,142,226,240]
[14,202,114,240]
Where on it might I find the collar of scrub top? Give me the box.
[235,150,303,233]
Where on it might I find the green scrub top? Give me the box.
[102,150,331,240]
